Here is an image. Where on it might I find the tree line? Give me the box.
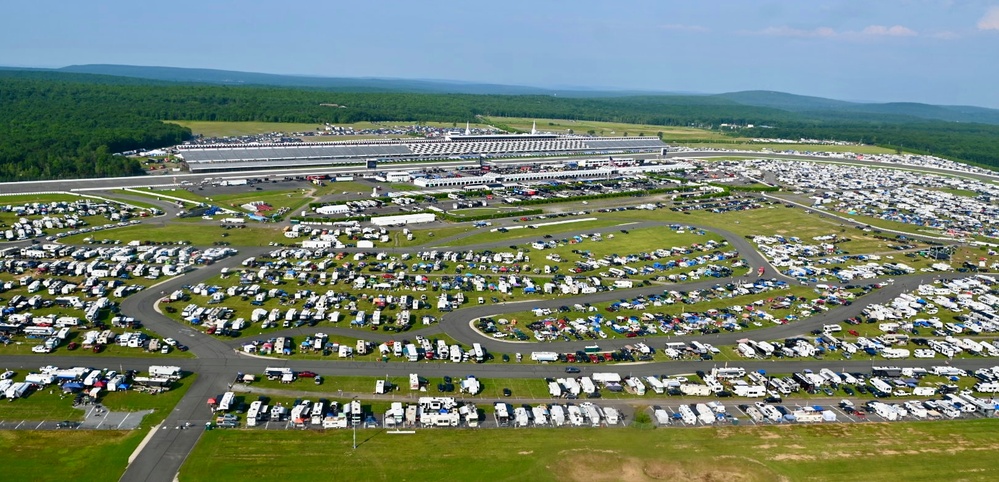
[3,69,999,181]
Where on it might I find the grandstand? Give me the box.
[176,134,665,172]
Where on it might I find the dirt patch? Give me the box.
[771,453,816,461]
[555,453,774,482]
[519,451,534,455]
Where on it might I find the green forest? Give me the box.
[2,69,999,181]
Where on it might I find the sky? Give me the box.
[2,0,999,107]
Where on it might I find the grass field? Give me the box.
[485,117,732,141]
[165,121,325,137]
[0,337,194,359]
[0,374,196,423]
[388,225,477,247]
[138,187,314,214]
[0,374,195,482]
[441,219,629,247]
[165,120,491,138]
[934,187,979,198]
[59,223,289,246]
[100,195,164,212]
[180,419,999,482]
[681,142,896,154]
[447,207,523,217]
[0,193,83,205]
[0,430,146,482]
[491,284,832,341]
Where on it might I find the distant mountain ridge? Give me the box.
[0,64,995,125]
[714,90,999,125]
[56,64,665,97]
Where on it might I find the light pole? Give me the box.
[352,396,358,450]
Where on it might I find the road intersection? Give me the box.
[0,152,991,481]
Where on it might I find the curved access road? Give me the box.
[0,180,977,482]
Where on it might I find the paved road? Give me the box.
[2,151,995,194]
[0,169,986,481]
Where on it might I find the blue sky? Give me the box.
[3,0,999,107]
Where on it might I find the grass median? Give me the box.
[0,374,197,482]
[180,418,999,482]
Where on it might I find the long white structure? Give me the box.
[370,213,436,226]
[413,162,693,188]
[177,135,666,172]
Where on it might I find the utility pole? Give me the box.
[352,396,358,450]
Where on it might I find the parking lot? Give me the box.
[0,405,152,430]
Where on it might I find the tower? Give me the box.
[531,120,537,135]
[465,122,470,136]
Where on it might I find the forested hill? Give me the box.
[55,64,673,97]
[0,74,190,181]
[2,68,999,182]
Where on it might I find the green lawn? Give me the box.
[165,121,325,137]
[0,338,193,359]
[135,188,211,203]
[99,195,164,212]
[681,142,896,154]
[165,120,490,138]
[0,374,196,423]
[59,223,289,246]
[0,430,147,482]
[442,219,629,247]
[612,205,934,259]
[486,116,731,141]
[137,187,314,215]
[0,374,195,482]
[0,193,83,205]
[933,187,979,198]
[489,284,837,341]
[180,419,999,482]
[389,225,477,247]
[447,207,522,217]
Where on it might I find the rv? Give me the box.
[247,401,262,427]
[678,404,698,425]
[549,405,566,426]
[217,391,235,412]
[149,365,182,380]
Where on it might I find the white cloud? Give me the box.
[931,30,959,40]
[757,26,836,38]
[752,24,918,39]
[978,6,999,31]
[659,24,708,33]
[861,25,917,37]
